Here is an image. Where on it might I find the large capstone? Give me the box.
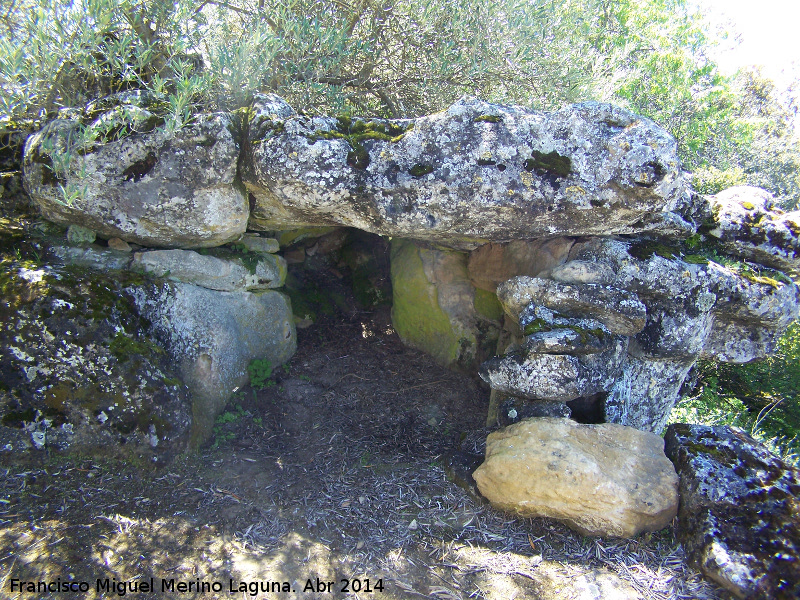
[243,96,692,247]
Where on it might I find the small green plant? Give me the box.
[211,403,248,447]
[672,321,800,465]
[248,358,275,390]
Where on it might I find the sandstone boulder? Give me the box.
[243,96,691,247]
[664,423,800,600]
[23,107,247,248]
[473,418,679,538]
[128,282,296,446]
[467,238,579,292]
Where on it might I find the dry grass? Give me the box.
[0,309,728,599]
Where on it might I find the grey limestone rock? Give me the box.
[23,108,248,248]
[480,338,627,402]
[703,186,800,276]
[238,234,280,254]
[0,257,191,458]
[133,248,287,291]
[497,397,572,427]
[128,281,296,446]
[550,259,616,285]
[244,96,691,247]
[497,276,647,336]
[519,304,618,355]
[50,245,134,272]
[664,424,800,600]
[481,235,799,433]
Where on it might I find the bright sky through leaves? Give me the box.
[700,0,800,86]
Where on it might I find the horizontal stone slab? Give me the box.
[243,95,691,248]
[479,339,626,402]
[497,276,647,335]
[133,249,286,291]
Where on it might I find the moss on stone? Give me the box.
[308,117,412,170]
[390,240,461,366]
[522,318,552,336]
[474,115,502,123]
[473,288,504,321]
[109,332,164,361]
[276,227,338,247]
[628,240,679,261]
[683,254,710,265]
[409,164,434,177]
[524,150,571,177]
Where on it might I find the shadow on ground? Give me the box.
[0,306,727,600]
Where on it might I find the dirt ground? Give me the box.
[0,291,731,600]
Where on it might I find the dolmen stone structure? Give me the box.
[11,91,800,590]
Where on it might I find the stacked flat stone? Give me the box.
[481,279,642,405]
[480,234,800,433]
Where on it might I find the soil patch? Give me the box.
[0,305,728,599]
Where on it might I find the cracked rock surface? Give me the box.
[664,424,800,600]
[243,94,691,247]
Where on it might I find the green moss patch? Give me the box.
[109,332,164,361]
[409,164,434,177]
[390,240,461,367]
[524,150,571,177]
[628,240,680,261]
[309,117,413,170]
[473,288,503,321]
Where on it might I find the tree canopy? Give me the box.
[2,0,798,205]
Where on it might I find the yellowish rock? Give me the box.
[473,418,678,538]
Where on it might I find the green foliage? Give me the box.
[2,0,798,210]
[691,165,747,195]
[247,357,274,390]
[672,322,800,464]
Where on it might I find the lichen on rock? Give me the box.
[665,423,800,599]
[0,222,191,457]
[242,96,692,247]
[23,101,248,249]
